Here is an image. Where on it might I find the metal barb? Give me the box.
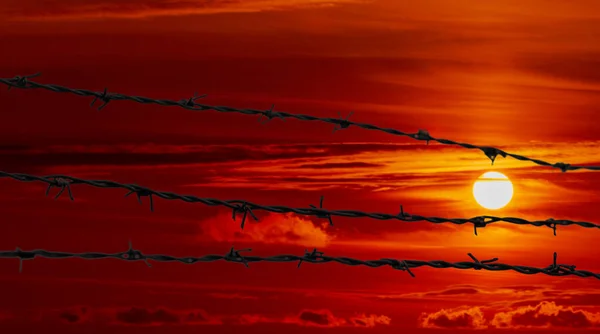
[298,248,324,268]
[547,219,557,236]
[472,217,487,236]
[90,88,111,110]
[15,247,33,273]
[553,162,571,173]
[386,258,416,277]
[401,260,415,277]
[546,252,576,275]
[45,177,74,201]
[309,196,333,226]
[232,202,258,230]
[124,187,154,212]
[6,73,40,90]
[258,104,285,124]
[180,92,207,108]
[480,147,506,165]
[225,247,252,267]
[415,129,431,145]
[398,205,412,220]
[123,240,151,267]
[332,111,353,133]
[467,253,499,270]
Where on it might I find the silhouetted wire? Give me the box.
[2,73,598,172]
[1,171,597,236]
[3,243,597,280]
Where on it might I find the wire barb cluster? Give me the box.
[2,73,599,172]
[2,244,598,280]
[1,171,599,235]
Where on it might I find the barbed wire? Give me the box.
[2,242,597,280]
[2,73,598,173]
[1,171,598,236]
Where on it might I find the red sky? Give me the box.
[1,0,600,333]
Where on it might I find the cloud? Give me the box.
[296,162,384,169]
[39,306,390,328]
[111,307,219,326]
[295,310,345,327]
[2,0,369,21]
[35,306,91,324]
[184,310,214,324]
[59,311,83,324]
[372,284,552,305]
[116,307,179,326]
[419,306,487,329]
[347,313,392,328]
[199,212,333,247]
[0,143,402,172]
[280,310,391,328]
[508,291,600,309]
[424,288,481,297]
[501,285,546,292]
[421,301,600,330]
[491,301,600,329]
[517,52,600,85]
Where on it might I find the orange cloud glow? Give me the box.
[419,306,487,329]
[492,301,600,329]
[420,302,600,330]
[199,212,333,247]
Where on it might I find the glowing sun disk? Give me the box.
[472,171,514,210]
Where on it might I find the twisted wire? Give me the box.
[2,243,597,280]
[2,73,598,172]
[1,171,598,235]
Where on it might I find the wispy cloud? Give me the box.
[2,0,369,21]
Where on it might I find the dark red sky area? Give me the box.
[1,1,600,333]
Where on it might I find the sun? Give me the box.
[472,171,514,210]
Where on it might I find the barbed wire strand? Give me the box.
[3,243,597,280]
[1,73,598,173]
[1,171,597,236]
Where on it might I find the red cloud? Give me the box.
[115,307,179,326]
[348,313,392,328]
[284,309,390,328]
[199,212,333,247]
[39,306,390,328]
[419,306,487,329]
[2,0,367,21]
[111,307,219,326]
[220,309,390,328]
[33,306,91,324]
[293,309,346,327]
[491,301,600,329]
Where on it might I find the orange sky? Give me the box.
[1,0,600,332]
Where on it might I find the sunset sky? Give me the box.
[1,0,600,333]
